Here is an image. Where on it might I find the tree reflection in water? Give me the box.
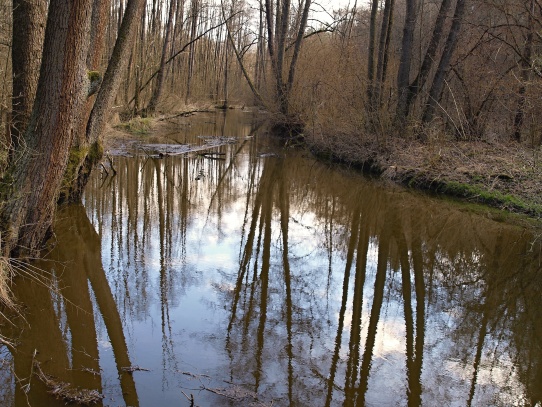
[1,111,541,406]
[0,204,138,407]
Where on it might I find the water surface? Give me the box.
[1,110,541,406]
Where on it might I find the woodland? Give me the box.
[0,0,541,301]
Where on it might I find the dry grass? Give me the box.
[0,257,14,346]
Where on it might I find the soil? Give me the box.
[103,110,542,225]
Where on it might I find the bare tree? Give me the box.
[147,0,177,113]
[395,0,418,122]
[422,0,466,123]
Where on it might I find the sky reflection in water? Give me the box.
[1,110,541,407]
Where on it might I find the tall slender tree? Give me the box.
[147,0,177,113]
[396,0,418,121]
[422,0,466,123]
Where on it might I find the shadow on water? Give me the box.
[1,110,542,406]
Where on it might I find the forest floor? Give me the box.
[104,107,542,225]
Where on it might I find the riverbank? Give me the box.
[303,127,542,221]
[105,108,542,223]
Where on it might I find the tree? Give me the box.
[264,0,312,119]
[422,0,466,123]
[1,0,94,256]
[395,0,418,121]
[400,0,453,120]
[512,0,536,142]
[63,0,145,202]
[10,0,46,154]
[372,0,395,109]
[147,0,177,113]
[1,0,145,256]
[366,0,380,104]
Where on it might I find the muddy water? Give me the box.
[1,110,542,407]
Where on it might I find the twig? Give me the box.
[105,154,117,176]
[100,163,109,177]
[181,390,195,406]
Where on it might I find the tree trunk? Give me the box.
[147,0,177,113]
[395,0,418,122]
[366,0,379,104]
[286,0,311,94]
[10,0,46,154]
[263,0,310,119]
[2,0,94,256]
[63,0,146,203]
[404,0,452,118]
[513,0,535,142]
[422,0,466,124]
[373,0,395,108]
[185,0,200,102]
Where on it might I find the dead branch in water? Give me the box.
[33,360,103,405]
[120,365,151,373]
[158,109,212,121]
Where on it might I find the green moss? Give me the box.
[87,71,102,97]
[437,181,542,216]
[87,70,101,82]
[63,147,88,187]
[88,140,104,164]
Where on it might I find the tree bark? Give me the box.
[513,0,535,142]
[263,0,310,118]
[10,0,46,154]
[63,0,145,203]
[147,0,177,113]
[185,0,200,102]
[373,0,395,108]
[404,0,453,118]
[366,0,380,104]
[422,0,466,124]
[2,0,94,256]
[396,0,418,122]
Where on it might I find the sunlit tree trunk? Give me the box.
[134,2,147,113]
[185,0,199,102]
[10,0,46,154]
[65,0,145,203]
[147,0,177,113]
[2,0,93,256]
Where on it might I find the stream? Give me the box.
[1,110,541,406]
